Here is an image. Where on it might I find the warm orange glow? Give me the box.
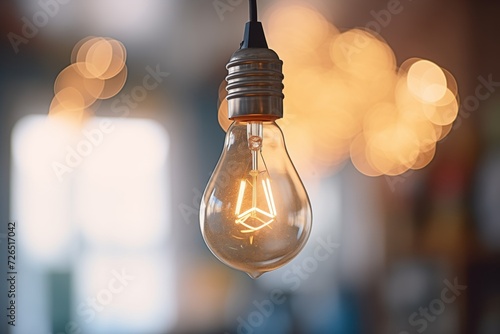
[54,64,104,107]
[85,38,115,78]
[330,29,396,79]
[407,60,447,103]
[217,80,232,132]
[85,38,127,80]
[48,89,89,126]
[437,123,454,141]
[350,134,382,177]
[71,36,95,63]
[98,65,128,99]
[423,90,459,125]
[74,37,105,78]
[265,4,336,66]
[217,98,232,132]
[411,144,436,170]
[48,36,129,126]
[216,5,460,178]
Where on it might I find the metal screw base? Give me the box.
[226,48,284,121]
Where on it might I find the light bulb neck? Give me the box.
[226,48,284,121]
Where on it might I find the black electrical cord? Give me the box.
[249,0,258,22]
[241,0,268,49]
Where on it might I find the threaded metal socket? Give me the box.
[226,48,284,121]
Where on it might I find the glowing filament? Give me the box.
[235,180,246,215]
[234,173,277,242]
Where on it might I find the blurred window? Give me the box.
[11,115,176,334]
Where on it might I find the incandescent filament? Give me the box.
[234,123,277,244]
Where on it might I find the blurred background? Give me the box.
[1,0,499,333]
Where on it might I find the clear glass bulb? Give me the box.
[200,120,312,278]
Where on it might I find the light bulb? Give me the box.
[201,120,312,278]
[200,26,312,278]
